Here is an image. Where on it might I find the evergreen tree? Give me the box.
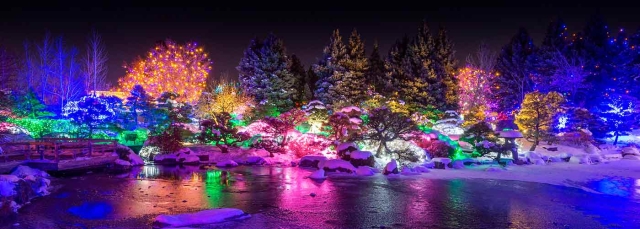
[400,22,443,111]
[237,34,296,111]
[490,28,536,114]
[528,18,570,93]
[13,89,52,119]
[385,36,410,98]
[305,66,318,100]
[366,40,387,93]
[313,29,348,106]
[289,54,307,105]
[434,26,459,110]
[340,29,369,104]
[125,85,153,128]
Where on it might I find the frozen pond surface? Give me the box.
[6,165,640,228]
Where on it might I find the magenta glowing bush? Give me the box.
[285,132,332,158]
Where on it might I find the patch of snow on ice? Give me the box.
[217,160,239,167]
[356,166,375,176]
[155,208,249,227]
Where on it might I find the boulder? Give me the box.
[622,147,640,157]
[569,154,592,164]
[431,158,451,169]
[623,155,640,160]
[355,166,375,176]
[532,159,546,165]
[308,169,326,180]
[523,151,543,163]
[178,154,200,165]
[422,161,435,169]
[383,159,399,175]
[217,160,239,167]
[319,159,357,173]
[348,150,374,167]
[299,155,327,168]
[243,156,268,165]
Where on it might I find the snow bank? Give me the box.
[414,166,430,173]
[217,160,239,167]
[383,159,398,175]
[308,169,326,179]
[569,154,592,164]
[117,144,145,165]
[356,166,376,176]
[11,165,49,178]
[319,159,357,173]
[154,208,249,227]
[1,166,51,214]
[178,154,200,164]
[400,166,420,175]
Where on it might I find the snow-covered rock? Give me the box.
[414,166,430,173]
[422,161,435,168]
[451,160,465,169]
[356,166,376,176]
[178,154,200,165]
[458,141,474,152]
[569,154,592,164]
[432,158,452,169]
[623,155,640,160]
[299,155,327,168]
[349,150,374,167]
[217,160,239,167]
[11,166,49,178]
[585,144,602,155]
[523,151,543,161]
[532,159,546,165]
[116,144,145,166]
[153,154,177,164]
[319,159,357,173]
[383,159,398,175]
[154,208,249,227]
[548,156,564,162]
[309,169,326,179]
[475,157,494,164]
[115,159,131,166]
[1,167,51,215]
[337,142,359,153]
[400,166,420,175]
[622,147,640,157]
[243,156,268,165]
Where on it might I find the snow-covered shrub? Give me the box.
[148,125,183,154]
[349,150,374,167]
[197,112,248,153]
[258,108,307,155]
[423,140,454,158]
[285,133,331,158]
[327,111,364,142]
[139,146,161,161]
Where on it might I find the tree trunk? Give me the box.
[529,139,538,151]
[375,141,385,158]
[280,134,288,147]
[614,131,619,145]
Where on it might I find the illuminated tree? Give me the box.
[118,39,211,104]
[198,112,248,153]
[237,34,296,111]
[595,94,639,145]
[434,27,459,110]
[367,41,388,94]
[314,29,348,105]
[462,104,486,127]
[63,95,118,138]
[196,81,253,120]
[49,36,85,113]
[260,108,307,155]
[340,29,369,104]
[289,55,308,104]
[456,66,493,115]
[125,85,153,128]
[515,91,565,150]
[84,29,108,93]
[364,107,416,157]
[327,106,365,142]
[491,28,536,114]
[13,89,52,119]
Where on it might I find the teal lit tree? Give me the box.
[13,89,53,119]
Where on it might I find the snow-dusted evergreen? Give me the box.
[313,29,348,106]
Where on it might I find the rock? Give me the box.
[414,166,430,173]
[569,154,592,164]
[355,166,375,176]
[217,160,239,167]
[299,155,327,168]
[532,159,546,165]
[422,161,435,168]
[548,156,564,162]
[622,147,640,157]
[557,153,573,162]
[178,154,200,165]
[383,159,398,175]
[523,151,543,163]
[623,155,640,160]
[431,158,451,169]
[451,160,465,169]
[319,159,357,173]
[243,156,267,165]
[309,169,326,179]
[348,150,374,167]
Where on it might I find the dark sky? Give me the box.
[2,5,640,86]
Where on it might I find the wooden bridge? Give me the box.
[0,138,119,172]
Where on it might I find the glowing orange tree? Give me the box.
[118,39,211,103]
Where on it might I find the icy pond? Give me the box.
[6,165,640,228]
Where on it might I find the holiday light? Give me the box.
[456,66,494,115]
[117,40,211,104]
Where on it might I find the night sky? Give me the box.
[1,5,639,86]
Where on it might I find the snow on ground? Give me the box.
[0,166,51,214]
[154,208,249,227]
[319,159,357,173]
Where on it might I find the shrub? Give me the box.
[149,126,183,154]
[423,140,454,158]
[559,131,593,147]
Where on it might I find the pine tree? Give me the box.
[313,29,348,106]
[237,34,296,112]
[125,85,153,128]
[13,89,52,119]
[289,54,307,105]
[434,26,459,110]
[490,28,536,114]
[385,36,410,98]
[366,40,387,94]
[305,66,318,100]
[528,18,570,93]
[338,29,369,104]
[400,22,442,111]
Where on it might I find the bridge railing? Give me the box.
[0,138,117,163]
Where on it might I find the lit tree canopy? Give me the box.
[118,39,211,104]
[595,94,639,145]
[515,91,565,150]
[63,95,119,137]
[456,66,493,115]
[196,81,254,119]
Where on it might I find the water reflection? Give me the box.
[586,177,640,199]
